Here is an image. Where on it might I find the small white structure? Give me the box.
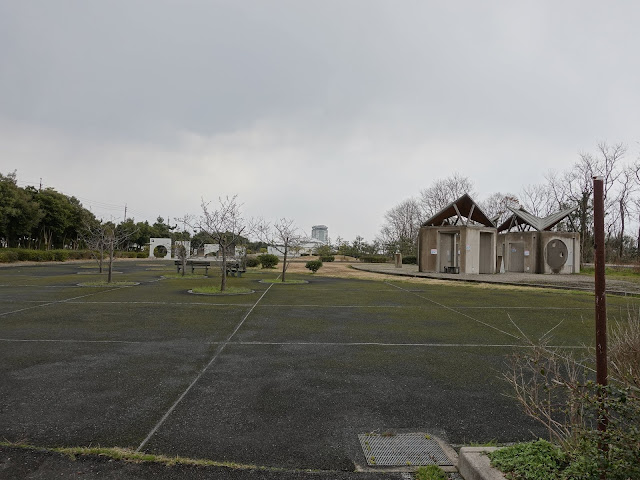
[204,244,219,257]
[174,240,191,258]
[267,238,326,257]
[149,237,172,259]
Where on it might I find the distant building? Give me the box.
[312,225,328,243]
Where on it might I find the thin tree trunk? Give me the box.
[107,242,114,283]
[221,245,227,291]
[618,198,625,260]
[282,245,287,283]
[637,217,640,255]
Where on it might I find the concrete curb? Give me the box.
[351,264,640,297]
[458,447,505,480]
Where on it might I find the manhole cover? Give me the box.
[358,433,452,467]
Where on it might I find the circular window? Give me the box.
[546,239,568,272]
[153,245,168,258]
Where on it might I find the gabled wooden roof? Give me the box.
[497,206,578,232]
[422,194,495,227]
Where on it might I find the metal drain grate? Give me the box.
[358,433,452,466]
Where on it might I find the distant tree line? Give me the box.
[0,171,188,251]
[378,142,640,264]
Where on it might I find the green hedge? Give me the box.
[305,260,323,273]
[402,255,417,264]
[360,255,389,263]
[0,248,94,263]
[115,251,147,258]
[245,257,260,268]
[257,253,279,269]
[320,255,335,262]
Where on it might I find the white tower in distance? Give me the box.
[311,225,328,243]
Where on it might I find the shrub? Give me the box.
[502,327,640,480]
[52,250,69,261]
[0,250,19,263]
[305,260,323,273]
[136,252,147,258]
[489,440,565,480]
[245,257,260,268]
[116,251,138,258]
[360,255,389,263]
[257,253,278,269]
[402,255,417,264]
[320,255,335,262]
[414,465,447,480]
[0,248,94,263]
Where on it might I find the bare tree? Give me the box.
[632,160,640,252]
[196,196,246,292]
[419,173,475,220]
[615,165,635,259]
[82,222,108,274]
[544,142,625,263]
[259,218,302,283]
[520,184,555,217]
[377,197,421,255]
[174,242,188,277]
[480,192,520,226]
[82,221,136,283]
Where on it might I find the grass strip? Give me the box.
[191,285,254,295]
[260,279,308,284]
[0,441,325,473]
[162,273,208,279]
[77,281,138,287]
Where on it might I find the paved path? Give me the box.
[352,263,640,296]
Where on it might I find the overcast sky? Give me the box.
[1,1,639,241]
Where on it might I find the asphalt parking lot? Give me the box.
[0,260,625,477]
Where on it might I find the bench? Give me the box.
[444,266,460,274]
[226,262,247,277]
[175,260,211,275]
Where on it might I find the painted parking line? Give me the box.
[64,301,255,307]
[224,341,589,349]
[385,281,523,341]
[135,282,275,452]
[0,338,589,349]
[0,338,145,344]
[0,285,82,288]
[0,286,135,318]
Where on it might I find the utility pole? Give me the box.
[593,175,608,479]
[39,178,42,192]
[124,204,127,221]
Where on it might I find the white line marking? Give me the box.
[65,301,254,307]
[0,299,597,310]
[0,338,144,344]
[0,338,588,349]
[0,286,133,318]
[135,282,274,452]
[225,341,589,349]
[384,281,522,341]
[0,285,81,288]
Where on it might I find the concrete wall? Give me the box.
[498,232,539,273]
[539,231,580,274]
[418,225,496,274]
[497,231,580,274]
